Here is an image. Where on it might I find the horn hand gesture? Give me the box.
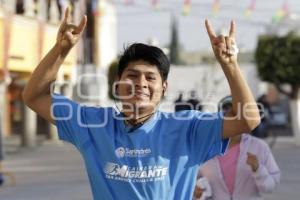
[56,7,87,55]
[205,20,238,67]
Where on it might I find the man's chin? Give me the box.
[125,100,155,111]
[134,101,154,110]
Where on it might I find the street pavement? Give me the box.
[263,138,300,200]
[0,139,92,200]
[0,137,299,200]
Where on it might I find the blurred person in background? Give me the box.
[174,91,189,111]
[186,90,202,111]
[193,96,280,200]
[0,114,16,186]
[252,94,273,138]
[22,6,261,199]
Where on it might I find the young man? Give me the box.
[22,8,260,200]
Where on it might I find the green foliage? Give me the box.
[107,60,119,100]
[255,33,300,86]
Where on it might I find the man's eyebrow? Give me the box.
[126,69,139,73]
[126,69,157,75]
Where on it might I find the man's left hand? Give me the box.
[205,20,238,68]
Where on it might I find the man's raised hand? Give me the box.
[205,19,238,67]
[56,7,87,54]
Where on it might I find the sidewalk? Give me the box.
[0,136,299,200]
[0,138,92,200]
[263,137,300,200]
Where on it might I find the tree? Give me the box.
[255,33,300,145]
[169,15,180,65]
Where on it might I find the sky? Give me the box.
[113,0,300,52]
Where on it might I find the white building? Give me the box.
[97,0,117,70]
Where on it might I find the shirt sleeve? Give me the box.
[189,111,229,164]
[252,142,281,193]
[52,94,87,146]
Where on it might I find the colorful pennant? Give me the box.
[272,0,289,23]
[212,0,220,16]
[124,0,134,6]
[244,0,256,17]
[182,0,191,16]
[151,0,160,11]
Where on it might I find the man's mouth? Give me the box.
[133,90,150,98]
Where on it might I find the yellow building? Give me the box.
[0,0,78,143]
[0,0,117,147]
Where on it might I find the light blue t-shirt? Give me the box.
[52,94,229,200]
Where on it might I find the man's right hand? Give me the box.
[56,7,87,55]
[23,8,87,124]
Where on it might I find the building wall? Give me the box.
[0,2,78,137]
[162,63,261,112]
[97,0,117,70]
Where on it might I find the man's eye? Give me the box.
[127,74,137,78]
[147,77,156,80]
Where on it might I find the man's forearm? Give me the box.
[204,20,260,132]
[222,62,260,130]
[23,44,68,103]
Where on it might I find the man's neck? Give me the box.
[123,110,155,126]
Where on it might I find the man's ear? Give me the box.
[162,81,168,96]
[113,76,120,97]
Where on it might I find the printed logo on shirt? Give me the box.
[115,147,151,158]
[104,162,168,183]
[115,147,126,158]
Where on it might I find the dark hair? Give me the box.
[118,43,170,81]
[218,95,232,112]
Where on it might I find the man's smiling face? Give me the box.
[116,60,167,115]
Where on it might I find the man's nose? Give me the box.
[135,75,147,88]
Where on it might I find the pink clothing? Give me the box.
[218,144,240,195]
[198,134,281,200]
